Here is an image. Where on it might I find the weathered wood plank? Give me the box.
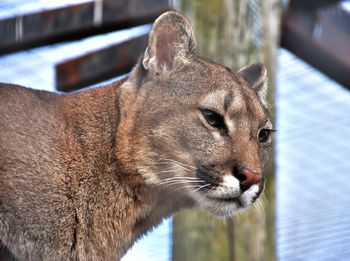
[0,17,16,46]
[0,0,169,54]
[103,0,169,24]
[22,3,95,42]
[282,2,350,88]
[0,2,95,53]
[55,34,148,91]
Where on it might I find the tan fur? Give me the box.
[0,11,272,260]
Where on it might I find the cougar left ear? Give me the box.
[142,11,198,75]
[238,63,268,103]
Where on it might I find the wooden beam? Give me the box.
[0,0,168,54]
[103,0,169,24]
[55,34,148,92]
[281,2,350,88]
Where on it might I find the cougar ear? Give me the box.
[238,63,268,103]
[142,11,198,74]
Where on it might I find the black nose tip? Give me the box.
[234,168,262,192]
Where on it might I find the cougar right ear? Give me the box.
[142,11,198,75]
[238,63,268,104]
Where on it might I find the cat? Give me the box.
[0,11,273,260]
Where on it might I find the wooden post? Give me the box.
[171,0,280,260]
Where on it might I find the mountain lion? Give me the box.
[0,11,273,260]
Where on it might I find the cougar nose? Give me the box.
[235,168,262,192]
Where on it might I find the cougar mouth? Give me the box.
[191,183,262,217]
[194,164,264,207]
[207,195,239,203]
[205,185,261,205]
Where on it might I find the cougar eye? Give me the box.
[201,109,225,129]
[258,129,272,143]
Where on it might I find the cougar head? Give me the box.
[118,11,273,216]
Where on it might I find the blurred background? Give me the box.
[0,0,350,260]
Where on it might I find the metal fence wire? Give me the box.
[276,48,350,261]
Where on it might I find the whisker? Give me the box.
[157,180,205,187]
[156,176,204,187]
[170,185,204,193]
[158,158,197,170]
[158,176,201,181]
[156,177,203,184]
[255,198,265,222]
[191,184,211,193]
[157,163,191,172]
[203,186,216,197]
[158,169,190,174]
